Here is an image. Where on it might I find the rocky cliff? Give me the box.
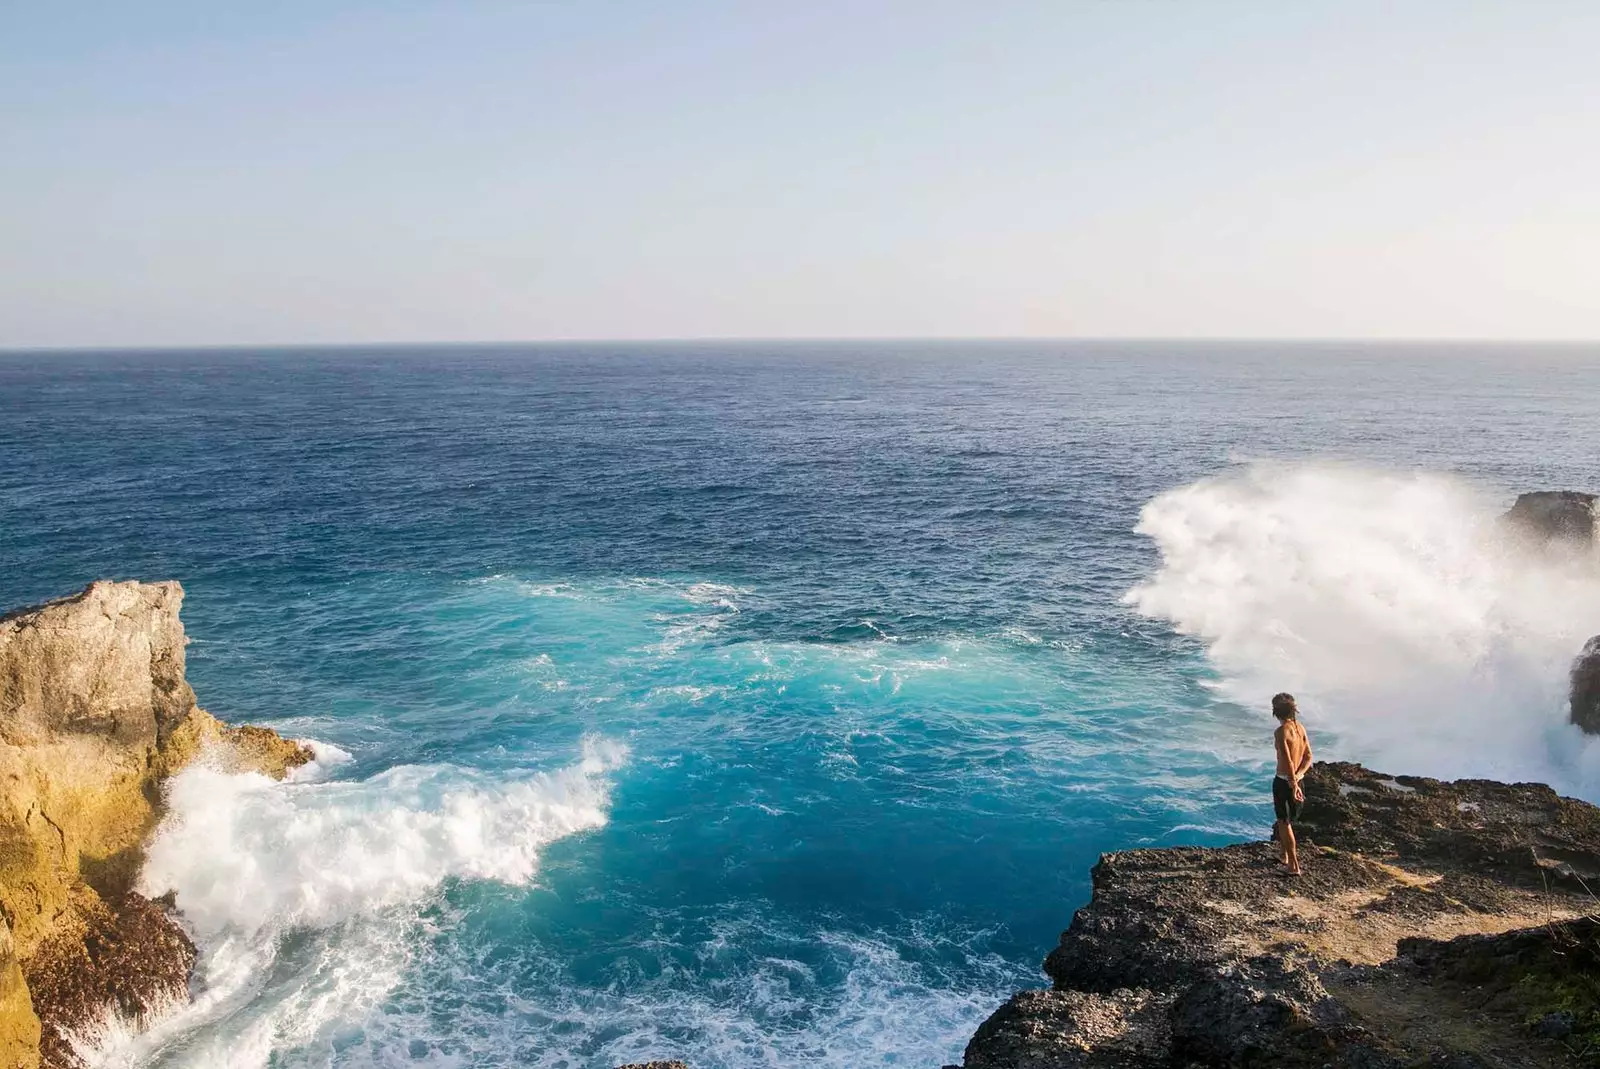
[0,581,312,1069]
[961,762,1600,1068]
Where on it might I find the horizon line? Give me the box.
[5,334,1600,355]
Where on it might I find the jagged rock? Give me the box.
[0,580,313,1069]
[24,892,195,1067]
[613,1063,692,1069]
[967,762,1600,1069]
[963,988,1169,1068]
[1502,490,1597,548]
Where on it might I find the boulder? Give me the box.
[0,580,312,1069]
[1573,635,1600,736]
[1502,490,1596,548]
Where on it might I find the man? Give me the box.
[1271,692,1313,875]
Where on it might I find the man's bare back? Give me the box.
[1270,692,1312,875]
[1275,719,1311,788]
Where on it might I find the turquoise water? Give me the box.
[3,342,1599,1067]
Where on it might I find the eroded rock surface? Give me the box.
[965,762,1600,1068]
[0,581,312,1069]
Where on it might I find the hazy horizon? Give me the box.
[7,336,1600,355]
[5,2,1598,348]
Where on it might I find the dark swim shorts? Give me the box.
[1272,776,1302,823]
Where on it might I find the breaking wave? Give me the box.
[1127,461,1600,795]
[73,739,626,1068]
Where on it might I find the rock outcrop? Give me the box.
[0,581,312,1069]
[1503,490,1597,549]
[1572,637,1600,737]
[962,762,1600,1068]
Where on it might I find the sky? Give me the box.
[2,1,1598,347]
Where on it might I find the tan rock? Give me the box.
[0,580,311,1068]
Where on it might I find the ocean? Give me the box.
[3,341,1599,1068]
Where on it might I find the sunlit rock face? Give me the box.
[0,581,311,1069]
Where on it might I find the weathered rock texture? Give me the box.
[964,762,1600,1068]
[0,581,312,1069]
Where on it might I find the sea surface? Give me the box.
[3,341,1599,1068]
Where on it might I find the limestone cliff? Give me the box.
[0,581,312,1069]
[961,762,1600,1068]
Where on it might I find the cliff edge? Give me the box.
[0,581,312,1069]
[962,762,1600,1068]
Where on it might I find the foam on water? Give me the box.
[73,740,626,1068]
[329,909,1028,1069]
[1127,461,1600,795]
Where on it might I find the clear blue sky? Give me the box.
[3,2,1597,346]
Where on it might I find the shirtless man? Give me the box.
[1271,692,1313,875]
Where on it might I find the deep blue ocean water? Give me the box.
[3,342,1599,1068]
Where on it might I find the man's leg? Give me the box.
[1282,821,1300,874]
[1271,820,1285,863]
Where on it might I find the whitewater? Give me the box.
[1129,461,1600,795]
[3,341,1598,1066]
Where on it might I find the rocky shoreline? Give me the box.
[0,581,311,1069]
[960,762,1600,1068]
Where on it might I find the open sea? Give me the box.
[3,341,1599,1068]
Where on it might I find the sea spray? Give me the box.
[73,739,628,1068]
[1127,461,1600,793]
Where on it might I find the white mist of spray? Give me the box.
[1126,461,1600,797]
[72,738,627,1069]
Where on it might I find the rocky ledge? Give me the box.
[1,581,312,1069]
[961,762,1600,1068]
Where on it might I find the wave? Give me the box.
[330,910,1030,1069]
[1126,461,1600,795]
[73,739,626,1068]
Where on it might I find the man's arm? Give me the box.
[1292,728,1312,800]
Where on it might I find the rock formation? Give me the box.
[1502,490,1597,549]
[1572,636,1600,737]
[961,762,1600,1068]
[0,581,312,1069]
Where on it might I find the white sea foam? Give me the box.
[1127,461,1600,795]
[330,912,1026,1069]
[74,738,625,1068]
